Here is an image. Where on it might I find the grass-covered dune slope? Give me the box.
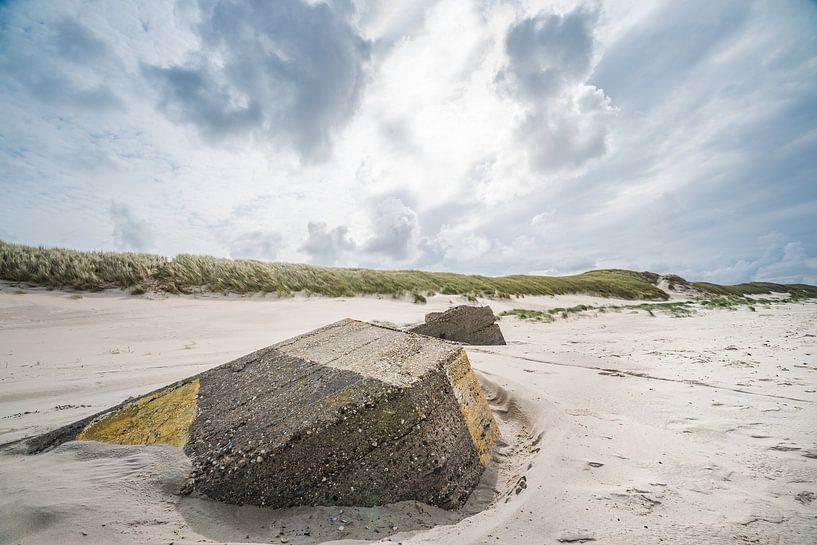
[2,241,816,301]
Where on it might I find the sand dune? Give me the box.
[1,286,815,544]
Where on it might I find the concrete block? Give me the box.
[409,305,506,345]
[26,319,499,509]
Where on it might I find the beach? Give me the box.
[1,287,815,544]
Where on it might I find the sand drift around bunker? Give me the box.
[25,319,499,509]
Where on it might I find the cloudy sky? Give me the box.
[1,0,816,284]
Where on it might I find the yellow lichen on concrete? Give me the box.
[76,380,199,447]
[445,350,499,466]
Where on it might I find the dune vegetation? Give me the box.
[2,240,816,301]
[498,294,814,323]
[689,281,817,298]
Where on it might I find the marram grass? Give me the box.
[2,240,815,300]
[499,293,815,323]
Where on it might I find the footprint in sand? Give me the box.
[606,487,665,516]
[795,491,815,504]
[557,531,596,543]
[769,443,801,452]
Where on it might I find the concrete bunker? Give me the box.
[26,319,499,510]
[408,305,506,346]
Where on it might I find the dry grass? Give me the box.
[2,240,815,300]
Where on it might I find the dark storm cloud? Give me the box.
[142,0,371,160]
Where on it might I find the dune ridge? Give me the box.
[3,240,816,301]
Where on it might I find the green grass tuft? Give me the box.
[499,309,556,322]
[411,290,427,304]
[129,285,146,296]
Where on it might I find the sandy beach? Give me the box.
[1,287,815,544]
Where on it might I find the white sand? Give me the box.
[1,287,815,544]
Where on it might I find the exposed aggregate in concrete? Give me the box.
[24,319,499,510]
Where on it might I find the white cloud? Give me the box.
[299,222,356,265]
[0,0,815,283]
[500,7,616,172]
[433,225,492,263]
[110,202,153,252]
[530,211,554,227]
[142,0,371,160]
[227,231,283,261]
[365,198,420,260]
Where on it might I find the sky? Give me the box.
[1,0,816,284]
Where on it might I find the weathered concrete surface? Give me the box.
[409,305,506,345]
[77,380,199,447]
[25,319,498,509]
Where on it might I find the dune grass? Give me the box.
[692,281,817,299]
[500,294,813,323]
[2,240,815,301]
[0,240,670,299]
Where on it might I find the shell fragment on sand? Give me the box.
[409,305,506,345]
[25,319,499,509]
